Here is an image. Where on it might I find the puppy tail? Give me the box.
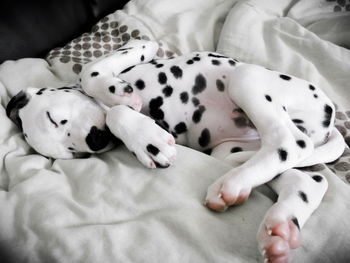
[296,128,346,167]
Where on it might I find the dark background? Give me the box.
[0,0,130,63]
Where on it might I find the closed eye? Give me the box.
[46,111,58,128]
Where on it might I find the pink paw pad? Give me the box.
[262,219,301,263]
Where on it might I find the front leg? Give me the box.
[106,105,177,168]
[80,40,159,108]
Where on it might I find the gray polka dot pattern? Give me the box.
[325,106,350,184]
[46,15,176,74]
[326,0,350,12]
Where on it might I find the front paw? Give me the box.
[132,135,176,169]
[106,105,177,168]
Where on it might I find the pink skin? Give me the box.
[260,220,301,263]
[205,188,251,212]
[126,92,143,112]
[205,190,301,263]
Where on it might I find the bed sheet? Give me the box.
[0,0,349,262]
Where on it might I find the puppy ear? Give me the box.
[6,90,31,130]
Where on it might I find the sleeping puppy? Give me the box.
[7,40,345,263]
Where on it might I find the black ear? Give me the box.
[6,90,30,131]
[85,126,113,151]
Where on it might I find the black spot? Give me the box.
[124,85,133,93]
[193,57,201,61]
[309,84,315,91]
[296,140,306,148]
[156,64,164,68]
[91,72,99,77]
[198,128,211,147]
[297,125,307,134]
[109,86,116,93]
[146,144,160,155]
[298,191,308,203]
[211,59,221,66]
[187,60,194,64]
[312,175,323,182]
[265,95,272,102]
[58,87,73,91]
[279,74,291,81]
[149,96,164,120]
[68,147,75,151]
[60,120,68,125]
[314,94,318,98]
[292,119,304,124]
[120,65,135,74]
[67,133,71,137]
[85,126,112,151]
[192,105,206,123]
[278,148,288,161]
[228,60,236,66]
[180,92,189,104]
[230,147,243,153]
[282,106,287,111]
[174,122,187,134]
[323,104,333,128]
[118,47,133,51]
[216,79,225,92]
[291,217,300,230]
[158,72,167,84]
[192,97,200,106]
[170,66,183,79]
[154,161,170,169]
[122,51,128,54]
[36,88,47,95]
[6,90,30,131]
[162,86,173,97]
[46,111,58,128]
[208,53,228,59]
[203,148,212,155]
[192,74,207,95]
[135,79,145,90]
[140,55,145,61]
[150,60,157,65]
[23,133,27,138]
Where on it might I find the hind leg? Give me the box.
[206,64,322,211]
[258,169,328,263]
[206,140,260,210]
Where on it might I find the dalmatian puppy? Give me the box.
[7,40,345,263]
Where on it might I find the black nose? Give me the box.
[123,85,133,93]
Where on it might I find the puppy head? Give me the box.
[6,86,118,159]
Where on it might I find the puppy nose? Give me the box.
[124,85,133,93]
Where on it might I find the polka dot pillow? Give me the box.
[46,10,176,82]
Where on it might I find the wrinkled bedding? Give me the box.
[0,0,350,262]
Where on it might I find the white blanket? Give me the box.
[0,0,350,262]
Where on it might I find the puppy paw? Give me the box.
[204,173,252,211]
[257,205,301,263]
[106,105,176,168]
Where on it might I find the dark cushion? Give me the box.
[0,0,130,63]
